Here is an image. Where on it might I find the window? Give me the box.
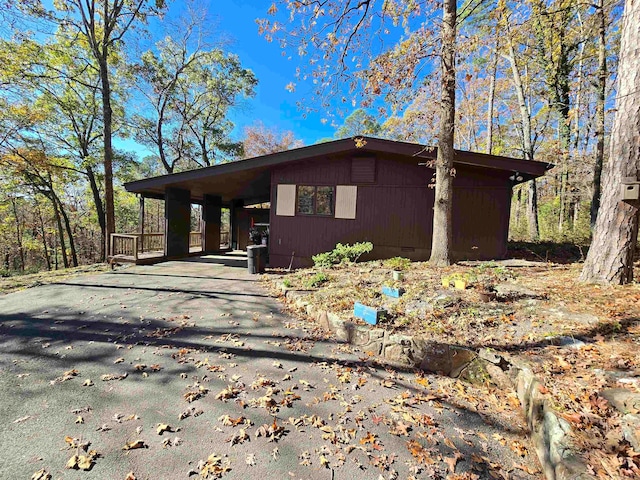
[296,185,334,216]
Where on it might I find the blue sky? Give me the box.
[119,0,340,156]
[209,0,336,144]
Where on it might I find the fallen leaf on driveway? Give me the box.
[255,418,286,442]
[82,379,94,386]
[156,423,175,435]
[215,385,239,401]
[101,373,127,381]
[227,427,249,445]
[184,387,208,403]
[31,468,51,480]
[360,432,377,445]
[66,453,95,471]
[51,369,80,384]
[218,415,250,426]
[122,440,147,450]
[444,451,463,473]
[124,472,136,480]
[13,415,31,424]
[198,453,231,478]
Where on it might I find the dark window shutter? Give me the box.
[351,157,376,183]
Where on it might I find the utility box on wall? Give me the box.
[622,177,640,201]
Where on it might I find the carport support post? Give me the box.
[164,187,191,258]
[231,199,244,250]
[202,194,222,253]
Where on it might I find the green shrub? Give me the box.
[282,279,291,288]
[384,257,411,271]
[312,252,334,268]
[305,272,328,288]
[312,242,373,267]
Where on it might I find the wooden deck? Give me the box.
[109,231,231,266]
[110,246,230,266]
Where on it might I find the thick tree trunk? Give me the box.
[10,197,25,271]
[580,0,640,285]
[429,0,456,266]
[56,194,78,267]
[527,180,540,242]
[86,165,106,261]
[51,194,69,269]
[591,0,607,228]
[37,203,51,271]
[99,54,116,260]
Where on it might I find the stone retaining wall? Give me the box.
[283,289,595,480]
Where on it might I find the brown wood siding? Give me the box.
[268,153,513,268]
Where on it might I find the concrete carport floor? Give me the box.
[0,256,541,479]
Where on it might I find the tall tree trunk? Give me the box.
[55,193,78,267]
[37,203,51,271]
[99,54,116,261]
[486,45,497,155]
[51,194,69,269]
[591,0,607,228]
[505,34,539,241]
[527,180,540,242]
[430,0,456,266]
[514,186,522,230]
[580,0,640,285]
[10,197,25,271]
[573,199,580,228]
[86,165,106,261]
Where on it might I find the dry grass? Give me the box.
[0,263,110,294]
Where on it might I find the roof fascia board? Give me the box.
[125,137,552,194]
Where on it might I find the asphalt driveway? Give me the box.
[0,255,540,479]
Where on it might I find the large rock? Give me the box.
[418,344,476,377]
[494,282,539,299]
[542,307,600,327]
[405,291,459,317]
[622,414,640,450]
[601,388,640,414]
[459,358,491,384]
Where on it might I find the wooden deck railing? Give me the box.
[110,234,139,260]
[110,231,230,257]
[140,233,164,252]
[189,232,202,248]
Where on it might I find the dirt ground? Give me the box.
[265,257,640,479]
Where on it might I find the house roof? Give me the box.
[124,137,553,204]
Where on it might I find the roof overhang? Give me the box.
[124,137,553,203]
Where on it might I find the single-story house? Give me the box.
[124,137,551,268]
